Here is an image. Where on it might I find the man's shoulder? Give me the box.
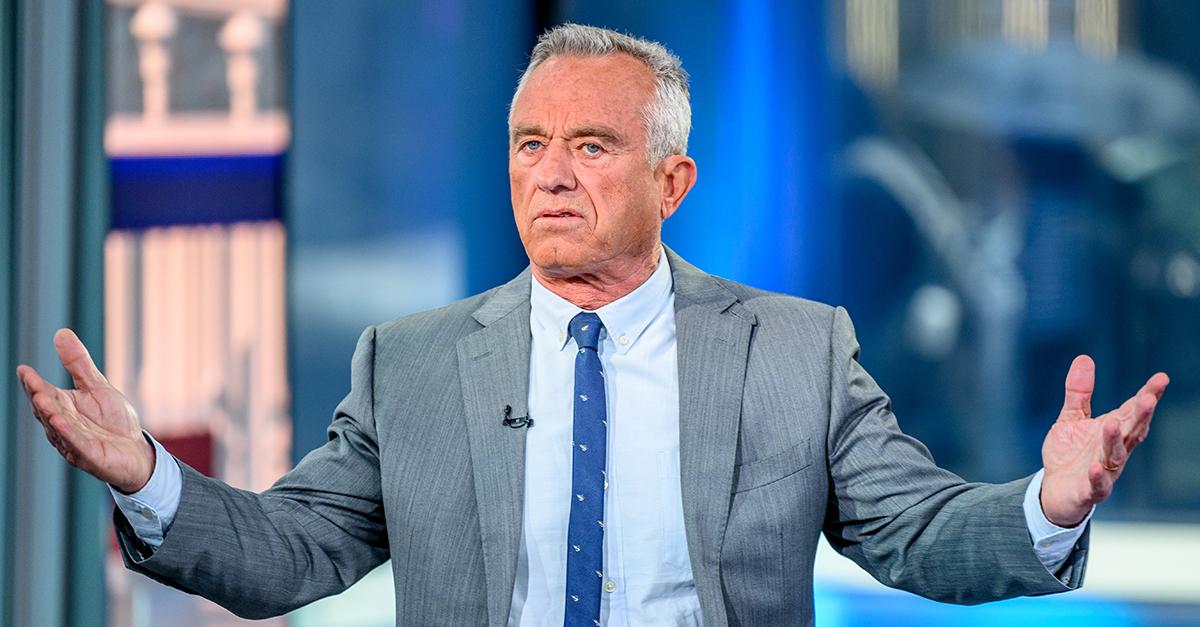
[666,247,838,329]
[706,274,838,326]
[700,275,850,362]
[371,285,504,345]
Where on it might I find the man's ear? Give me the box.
[656,155,697,220]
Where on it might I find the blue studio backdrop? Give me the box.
[287,0,833,459]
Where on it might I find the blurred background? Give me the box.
[1,0,1198,625]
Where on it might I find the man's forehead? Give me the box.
[522,53,655,94]
[511,55,654,135]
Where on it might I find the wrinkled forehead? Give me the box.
[510,54,656,135]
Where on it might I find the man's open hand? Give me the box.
[15,328,154,494]
[1040,355,1169,527]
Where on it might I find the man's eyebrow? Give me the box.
[509,124,625,145]
[565,125,623,143]
[511,125,546,144]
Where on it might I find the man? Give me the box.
[16,24,1169,627]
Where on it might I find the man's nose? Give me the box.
[535,141,577,194]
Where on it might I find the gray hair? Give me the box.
[508,23,691,166]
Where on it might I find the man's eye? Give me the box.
[582,143,602,155]
[522,140,543,152]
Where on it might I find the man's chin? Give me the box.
[526,244,594,278]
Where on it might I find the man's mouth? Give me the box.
[536,209,583,220]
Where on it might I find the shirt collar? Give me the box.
[529,246,673,355]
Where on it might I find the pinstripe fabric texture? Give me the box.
[114,247,1089,626]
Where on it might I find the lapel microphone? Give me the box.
[502,404,534,429]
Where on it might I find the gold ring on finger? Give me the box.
[1103,461,1121,472]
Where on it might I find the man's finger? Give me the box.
[1088,461,1114,503]
[17,369,39,416]
[1102,417,1128,470]
[1139,372,1170,401]
[1114,373,1170,423]
[45,413,94,470]
[15,366,33,402]
[16,365,57,399]
[27,388,86,468]
[31,392,60,428]
[1123,392,1158,449]
[1058,355,1095,422]
[52,328,106,391]
[46,424,68,455]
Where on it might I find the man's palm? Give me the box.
[16,329,153,493]
[1039,355,1168,527]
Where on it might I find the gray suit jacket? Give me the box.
[116,248,1087,626]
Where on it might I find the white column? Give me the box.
[219,10,266,123]
[130,1,177,124]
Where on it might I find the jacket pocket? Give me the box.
[732,438,813,493]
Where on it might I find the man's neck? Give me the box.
[531,247,661,310]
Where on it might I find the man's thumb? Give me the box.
[53,328,106,390]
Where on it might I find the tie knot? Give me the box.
[568,312,604,350]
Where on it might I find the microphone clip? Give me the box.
[502,405,534,429]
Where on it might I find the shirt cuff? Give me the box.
[1023,468,1092,576]
[108,433,183,549]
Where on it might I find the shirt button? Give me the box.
[139,509,154,520]
[618,335,629,346]
[604,580,617,593]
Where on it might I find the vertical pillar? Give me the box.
[219,11,265,123]
[67,1,111,625]
[0,0,16,622]
[130,1,176,124]
[3,1,107,625]
[12,1,76,622]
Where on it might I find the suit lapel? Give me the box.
[668,248,756,627]
[455,251,753,627]
[457,271,533,627]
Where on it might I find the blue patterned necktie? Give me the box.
[564,312,607,627]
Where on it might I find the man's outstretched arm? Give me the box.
[16,327,390,619]
[822,306,1168,603]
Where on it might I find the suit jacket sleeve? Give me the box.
[821,306,1088,604]
[114,326,390,620]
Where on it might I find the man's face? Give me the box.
[509,54,665,279]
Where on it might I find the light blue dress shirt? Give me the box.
[112,245,1088,625]
[511,246,700,626]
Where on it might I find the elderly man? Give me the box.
[17,24,1168,627]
